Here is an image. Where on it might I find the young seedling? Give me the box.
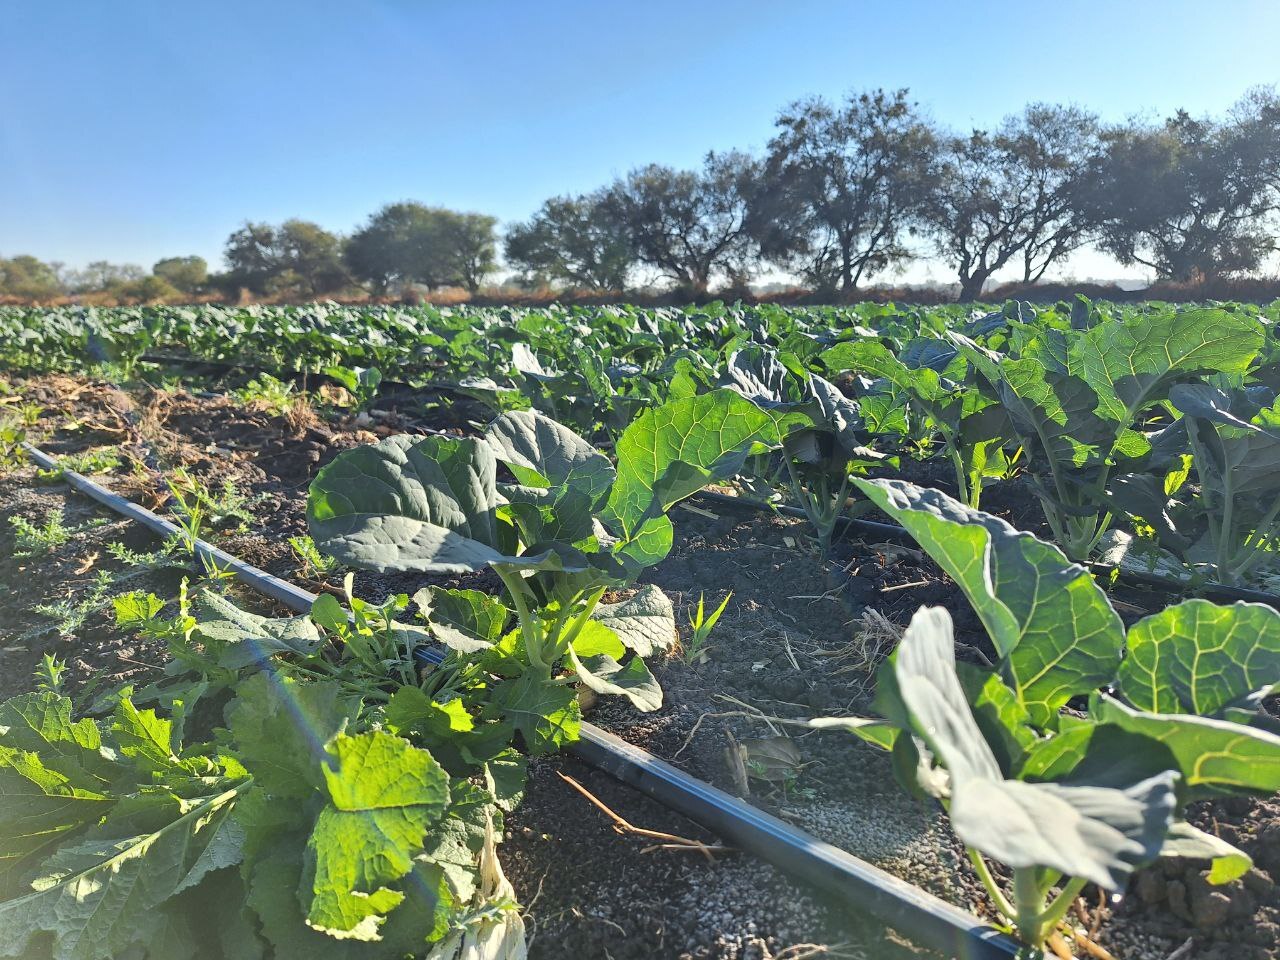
[9,510,71,557]
[0,419,26,468]
[310,573,428,690]
[684,591,731,663]
[32,653,67,695]
[30,570,114,637]
[7,509,104,558]
[234,373,299,417]
[36,446,124,481]
[288,534,339,577]
[17,403,42,428]
[167,468,256,533]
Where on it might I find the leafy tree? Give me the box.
[0,255,64,300]
[924,104,1101,301]
[1079,91,1280,282]
[152,256,208,294]
[223,222,283,294]
[117,274,179,303]
[753,89,939,293]
[505,192,633,291]
[276,220,346,294]
[223,220,345,296]
[604,152,758,296]
[446,212,498,293]
[344,202,496,294]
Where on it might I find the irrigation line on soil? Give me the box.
[693,489,1280,609]
[20,439,1023,960]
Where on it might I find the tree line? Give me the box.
[4,86,1278,304]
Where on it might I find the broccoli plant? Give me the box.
[0,674,524,959]
[952,307,1264,561]
[307,391,783,746]
[722,345,888,556]
[820,335,1008,508]
[1165,382,1280,584]
[812,478,1280,952]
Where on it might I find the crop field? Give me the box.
[0,298,1278,960]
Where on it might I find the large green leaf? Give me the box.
[1119,600,1280,715]
[953,336,1115,469]
[416,586,509,653]
[894,607,1002,783]
[0,694,112,781]
[565,647,662,712]
[483,409,614,503]
[605,389,780,566]
[227,673,349,801]
[305,730,450,940]
[108,697,179,775]
[246,836,381,960]
[1094,694,1280,797]
[949,774,1176,890]
[807,373,866,456]
[489,673,581,755]
[957,665,1036,776]
[308,435,505,573]
[1017,721,1179,789]
[893,607,1176,889]
[1072,308,1263,426]
[0,783,245,960]
[822,338,947,404]
[0,695,115,869]
[308,434,585,574]
[195,591,321,670]
[856,478,1124,725]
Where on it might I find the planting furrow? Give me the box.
[692,489,1280,610]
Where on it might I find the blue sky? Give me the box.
[3,0,1279,282]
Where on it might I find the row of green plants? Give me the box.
[5,298,1280,588]
[0,391,784,960]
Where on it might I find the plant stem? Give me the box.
[1036,875,1089,940]
[1217,472,1235,582]
[967,847,1016,920]
[1229,491,1280,583]
[495,566,547,672]
[1013,867,1047,947]
[946,441,973,507]
[557,586,607,655]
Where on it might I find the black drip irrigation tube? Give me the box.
[19,440,1022,960]
[693,489,1280,610]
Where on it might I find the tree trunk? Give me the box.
[957,274,986,302]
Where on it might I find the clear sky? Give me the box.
[3,0,1279,283]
